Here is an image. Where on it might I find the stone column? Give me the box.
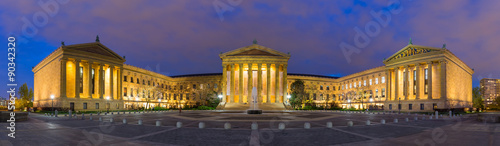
[275,64,280,103]
[427,61,433,100]
[247,63,253,103]
[385,69,390,101]
[266,64,271,103]
[415,64,421,100]
[109,65,114,100]
[404,65,409,100]
[230,64,235,103]
[60,58,67,98]
[222,64,227,102]
[282,64,288,103]
[440,60,447,100]
[239,63,243,103]
[99,64,104,99]
[257,63,262,103]
[394,67,399,101]
[88,61,93,98]
[75,59,81,98]
[119,67,123,100]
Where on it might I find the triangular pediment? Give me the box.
[383,44,443,63]
[220,44,290,58]
[64,42,125,62]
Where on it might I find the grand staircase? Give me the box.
[223,103,286,111]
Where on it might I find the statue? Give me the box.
[408,38,413,45]
[442,43,446,49]
[253,39,257,44]
[96,35,100,42]
[61,41,65,46]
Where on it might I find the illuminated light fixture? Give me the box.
[50,95,55,99]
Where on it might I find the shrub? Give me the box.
[197,106,215,110]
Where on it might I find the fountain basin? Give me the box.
[247,110,262,114]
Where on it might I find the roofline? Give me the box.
[170,73,223,78]
[288,73,340,79]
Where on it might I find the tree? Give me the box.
[355,86,368,110]
[289,79,306,109]
[194,84,216,106]
[17,83,34,111]
[304,83,318,107]
[472,86,484,111]
[169,83,190,109]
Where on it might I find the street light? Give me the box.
[50,95,55,115]
[106,96,110,113]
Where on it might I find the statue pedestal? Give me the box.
[247,110,262,114]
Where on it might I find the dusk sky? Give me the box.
[1,0,499,99]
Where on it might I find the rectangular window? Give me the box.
[354,83,356,88]
[420,104,424,110]
[425,69,428,94]
[80,67,83,93]
[124,87,127,96]
[131,88,134,97]
[83,103,87,109]
[95,103,99,109]
[375,89,379,98]
[364,80,366,86]
[137,79,139,84]
[214,83,218,89]
[320,85,323,90]
[382,88,386,97]
[389,104,392,110]
[369,79,372,85]
[382,76,385,83]
[193,84,196,89]
[375,78,379,84]
[433,103,437,110]
[124,76,127,82]
[409,104,412,110]
[131,77,134,83]
[327,86,330,90]
[91,69,95,94]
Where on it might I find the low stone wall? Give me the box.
[477,113,500,123]
[0,111,29,123]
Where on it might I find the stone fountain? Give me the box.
[247,87,262,114]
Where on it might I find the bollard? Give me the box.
[176,122,183,128]
[304,122,311,129]
[422,116,426,120]
[449,111,452,118]
[111,112,114,115]
[278,123,286,130]
[99,117,102,121]
[199,122,206,129]
[156,120,162,127]
[251,122,258,130]
[414,117,418,121]
[224,123,231,129]
[366,120,371,125]
[405,118,409,122]
[435,111,438,119]
[123,119,127,124]
[55,110,58,117]
[110,118,114,123]
[347,121,353,127]
[381,119,386,124]
[82,113,85,120]
[69,110,72,119]
[129,112,131,114]
[394,118,398,123]
[90,116,93,121]
[430,116,433,119]
[326,122,333,128]
[138,119,143,125]
[65,114,67,117]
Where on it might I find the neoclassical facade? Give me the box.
[33,40,473,112]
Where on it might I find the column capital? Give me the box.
[439,60,448,64]
[427,61,433,64]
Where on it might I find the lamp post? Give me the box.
[106,96,110,113]
[50,95,55,115]
[158,99,162,110]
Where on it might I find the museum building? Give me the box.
[33,39,473,112]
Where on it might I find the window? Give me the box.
[91,69,95,94]
[382,76,385,83]
[143,79,145,85]
[409,104,412,110]
[375,78,379,84]
[320,85,323,90]
[364,80,366,86]
[79,67,83,93]
[354,83,356,88]
[131,88,134,97]
[214,83,218,89]
[382,88,386,97]
[425,69,428,94]
[320,94,323,100]
[326,94,330,100]
[131,77,134,83]
[95,103,99,109]
[433,103,437,110]
[313,94,317,100]
[375,89,379,98]
[389,104,392,110]
[180,85,183,89]
[420,104,424,110]
[124,87,127,96]
[349,83,352,89]
[83,103,87,109]
[124,76,128,82]
[137,79,139,84]
[148,81,150,85]
[369,79,372,85]
[193,84,197,89]
[327,86,330,90]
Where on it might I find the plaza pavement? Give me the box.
[0,110,499,146]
